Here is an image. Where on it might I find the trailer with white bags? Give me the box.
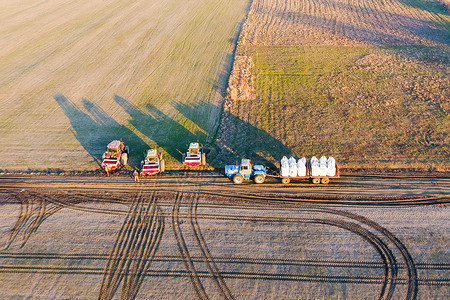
[268,155,340,184]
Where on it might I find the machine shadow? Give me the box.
[173,101,291,169]
[54,94,147,168]
[114,95,203,163]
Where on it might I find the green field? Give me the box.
[220,45,449,170]
[218,0,450,171]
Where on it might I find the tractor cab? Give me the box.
[145,149,158,163]
[239,159,253,176]
[182,142,206,167]
[101,140,128,171]
[188,143,200,155]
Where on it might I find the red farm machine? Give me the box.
[101,140,129,172]
[140,148,165,175]
[182,142,206,167]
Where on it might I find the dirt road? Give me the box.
[0,174,448,299]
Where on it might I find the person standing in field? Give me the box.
[105,166,110,176]
[133,170,140,182]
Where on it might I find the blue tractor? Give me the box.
[224,159,267,184]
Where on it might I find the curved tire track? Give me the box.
[188,193,235,300]
[172,192,208,300]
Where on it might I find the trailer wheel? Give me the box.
[233,175,244,184]
[160,159,165,173]
[312,178,320,184]
[254,174,265,184]
[321,177,329,184]
[281,177,290,184]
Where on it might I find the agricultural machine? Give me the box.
[101,140,129,171]
[182,142,206,167]
[140,148,165,175]
[225,159,267,184]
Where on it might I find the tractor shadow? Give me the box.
[113,96,290,169]
[173,101,291,169]
[113,95,203,163]
[54,94,147,168]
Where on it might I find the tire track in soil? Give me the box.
[0,264,447,286]
[179,209,397,300]
[188,193,235,300]
[172,191,209,300]
[4,192,64,249]
[98,187,164,300]
[170,203,407,300]
[0,251,447,271]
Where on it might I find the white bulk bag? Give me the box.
[319,156,328,176]
[289,156,297,177]
[280,156,290,177]
[310,156,320,177]
[297,157,307,177]
[327,156,336,177]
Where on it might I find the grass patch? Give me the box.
[230,45,449,169]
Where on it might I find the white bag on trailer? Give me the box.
[288,156,297,177]
[310,156,320,177]
[280,156,290,177]
[319,156,328,176]
[297,157,307,177]
[327,156,336,176]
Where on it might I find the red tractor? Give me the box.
[140,148,165,175]
[101,140,129,172]
[182,142,206,167]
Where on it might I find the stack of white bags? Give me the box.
[311,156,336,176]
[281,155,336,177]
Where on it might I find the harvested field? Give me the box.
[221,0,450,171]
[0,0,249,171]
[0,175,448,299]
[240,0,449,46]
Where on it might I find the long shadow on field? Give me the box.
[55,94,147,167]
[173,101,291,169]
[114,95,204,162]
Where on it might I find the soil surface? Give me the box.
[0,174,448,299]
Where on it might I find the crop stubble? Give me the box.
[0,0,249,170]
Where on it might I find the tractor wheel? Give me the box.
[233,175,244,184]
[160,159,165,173]
[321,177,330,184]
[201,153,206,166]
[312,178,320,184]
[254,174,265,184]
[120,153,128,166]
[281,177,290,184]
